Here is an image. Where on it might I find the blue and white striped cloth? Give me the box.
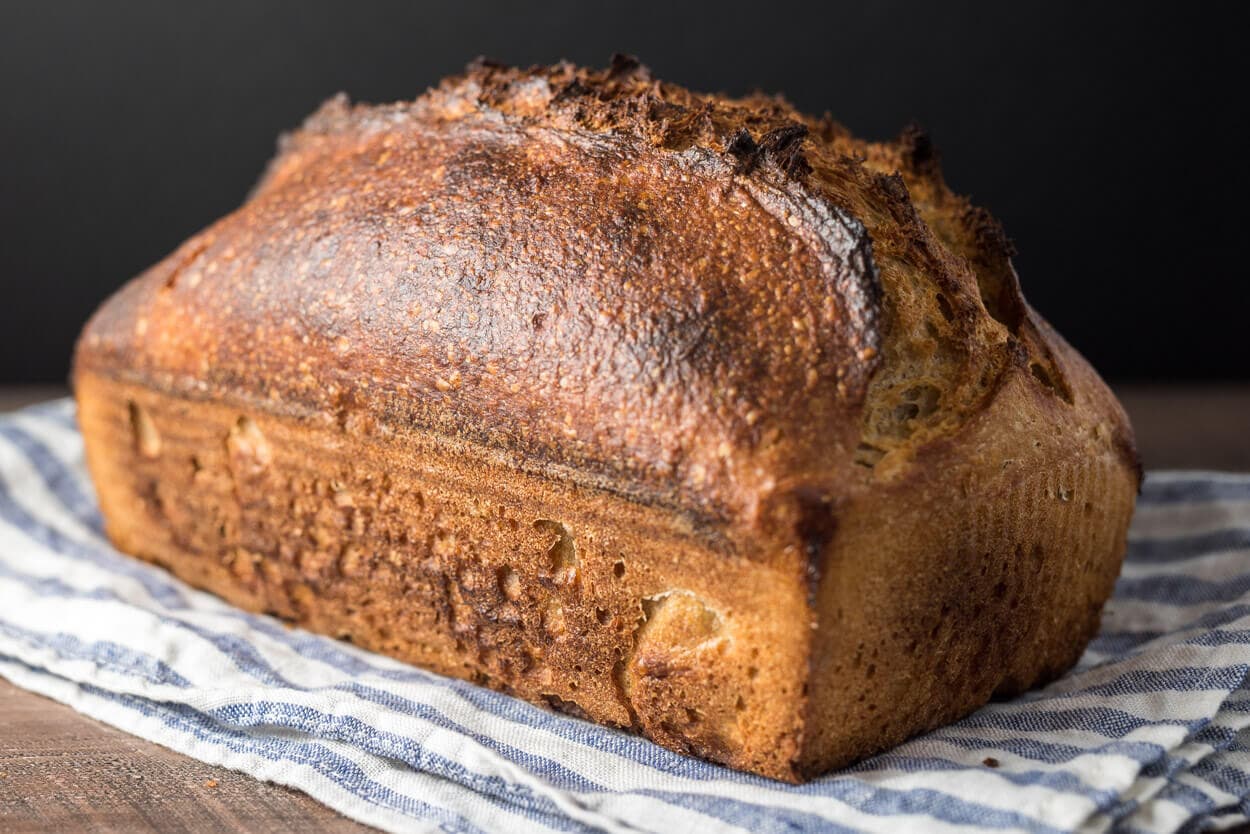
[2,398,1249,834]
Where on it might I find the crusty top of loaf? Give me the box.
[76,57,1104,534]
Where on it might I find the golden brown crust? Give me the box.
[73,57,1139,781]
[76,371,814,778]
[76,58,887,532]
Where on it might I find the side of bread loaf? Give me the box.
[73,58,1138,781]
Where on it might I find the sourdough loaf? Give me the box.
[73,57,1139,781]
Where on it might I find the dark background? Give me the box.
[1,1,1244,383]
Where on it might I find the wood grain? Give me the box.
[0,679,373,833]
[1,384,1248,832]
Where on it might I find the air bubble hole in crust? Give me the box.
[127,400,162,458]
[534,519,578,573]
[542,601,567,636]
[226,415,272,475]
[892,402,920,423]
[854,442,886,468]
[901,384,941,418]
[497,565,522,600]
[636,590,722,646]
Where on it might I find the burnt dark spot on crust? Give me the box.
[723,123,811,179]
[758,124,812,179]
[725,128,761,174]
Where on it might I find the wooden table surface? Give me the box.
[2,384,1248,833]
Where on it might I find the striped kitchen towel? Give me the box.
[1,398,1249,834]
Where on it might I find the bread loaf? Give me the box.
[73,58,1140,782]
